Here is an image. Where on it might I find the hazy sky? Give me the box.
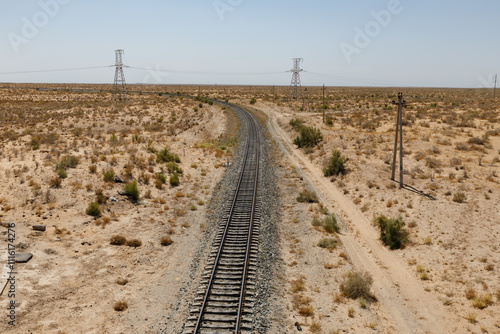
[0,0,499,87]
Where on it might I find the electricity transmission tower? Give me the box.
[289,58,303,100]
[113,49,127,101]
[391,93,407,189]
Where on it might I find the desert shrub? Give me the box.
[296,189,318,203]
[425,157,442,169]
[375,215,409,250]
[298,305,314,317]
[324,150,348,177]
[113,301,128,311]
[290,277,305,293]
[169,172,180,187]
[56,155,79,170]
[49,176,62,188]
[86,202,101,217]
[317,238,337,251]
[126,239,142,248]
[326,118,334,126]
[103,169,115,182]
[89,164,97,174]
[468,137,487,145]
[31,136,40,150]
[472,294,493,309]
[340,271,375,301]
[165,161,183,175]
[311,217,322,227]
[124,181,139,201]
[323,215,340,233]
[250,97,257,104]
[156,147,180,163]
[56,168,67,179]
[110,235,127,245]
[293,126,323,148]
[289,118,304,131]
[465,287,477,300]
[95,189,107,204]
[453,192,467,203]
[160,236,173,246]
[156,173,167,184]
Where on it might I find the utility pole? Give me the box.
[391,93,407,189]
[273,85,275,103]
[322,84,325,123]
[289,58,303,100]
[494,74,497,100]
[113,49,127,101]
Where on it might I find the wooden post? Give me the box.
[391,93,407,188]
[391,106,400,181]
[398,94,404,188]
[273,85,275,103]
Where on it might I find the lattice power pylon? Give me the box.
[289,58,303,100]
[113,49,127,101]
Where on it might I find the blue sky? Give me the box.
[0,0,499,87]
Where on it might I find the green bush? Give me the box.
[323,215,340,233]
[31,136,40,150]
[296,189,318,203]
[86,202,101,217]
[165,162,183,175]
[340,271,375,301]
[56,168,67,179]
[156,173,167,184]
[375,215,409,250]
[103,169,115,182]
[156,147,180,163]
[124,181,139,201]
[56,155,79,170]
[169,172,180,187]
[250,97,257,105]
[293,126,323,148]
[453,192,467,203]
[326,118,334,126]
[324,150,348,177]
[317,238,337,251]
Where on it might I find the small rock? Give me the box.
[113,175,124,183]
[109,196,118,202]
[117,190,127,196]
[32,225,46,231]
[15,253,33,263]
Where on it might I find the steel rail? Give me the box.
[193,103,259,333]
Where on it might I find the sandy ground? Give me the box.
[1,85,499,334]
[245,94,499,334]
[0,87,236,333]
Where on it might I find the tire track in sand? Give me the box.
[263,107,450,334]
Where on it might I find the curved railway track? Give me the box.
[182,102,262,334]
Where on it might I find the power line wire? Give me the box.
[0,66,112,76]
[127,66,287,76]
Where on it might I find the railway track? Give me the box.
[182,102,262,334]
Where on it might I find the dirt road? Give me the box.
[262,105,452,334]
